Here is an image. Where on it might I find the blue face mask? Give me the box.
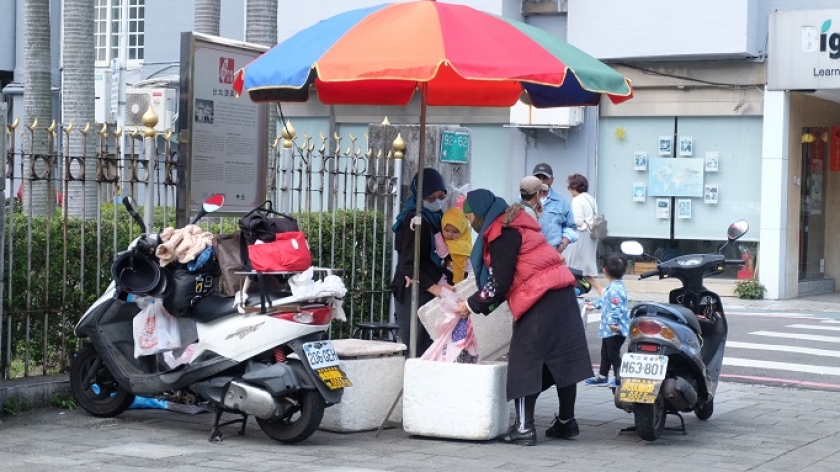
[423,199,444,213]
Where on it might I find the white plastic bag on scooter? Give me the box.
[133,299,182,358]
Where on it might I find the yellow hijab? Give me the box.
[441,207,472,256]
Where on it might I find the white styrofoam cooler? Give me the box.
[402,358,510,440]
[319,339,406,433]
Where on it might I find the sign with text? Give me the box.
[440,131,470,164]
[768,9,840,90]
[178,33,269,221]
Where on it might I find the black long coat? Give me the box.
[467,227,592,400]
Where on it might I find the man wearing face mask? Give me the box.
[532,163,578,261]
[390,168,452,356]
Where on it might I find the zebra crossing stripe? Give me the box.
[749,331,840,343]
[786,323,840,332]
[723,357,840,376]
[726,341,840,358]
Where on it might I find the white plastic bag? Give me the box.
[133,299,181,358]
[163,343,197,368]
[421,290,480,363]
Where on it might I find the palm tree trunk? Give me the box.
[62,0,97,218]
[195,0,221,36]
[246,0,278,198]
[23,0,55,217]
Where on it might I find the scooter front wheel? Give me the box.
[633,395,666,441]
[70,344,135,417]
[257,389,326,444]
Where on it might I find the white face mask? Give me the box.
[423,199,444,213]
[540,197,548,205]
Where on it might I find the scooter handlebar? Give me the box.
[724,259,746,266]
[638,269,660,279]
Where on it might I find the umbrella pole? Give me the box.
[409,83,428,359]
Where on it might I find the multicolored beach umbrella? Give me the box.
[233,1,633,108]
[232,0,633,358]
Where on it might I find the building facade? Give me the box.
[3,0,840,299]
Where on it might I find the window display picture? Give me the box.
[679,136,693,157]
[704,184,718,204]
[656,198,670,218]
[634,151,647,171]
[659,136,672,156]
[705,151,719,172]
[633,182,646,202]
[678,199,692,219]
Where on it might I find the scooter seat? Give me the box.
[190,294,239,323]
[633,302,702,334]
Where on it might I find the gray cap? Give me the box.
[532,162,553,178]
[520,176,547,195]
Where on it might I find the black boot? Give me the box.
[546,415,580,439]
[500,396,537,446]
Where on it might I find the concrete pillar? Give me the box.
[759,89,789,300]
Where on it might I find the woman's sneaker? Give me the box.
[584,374,609,386]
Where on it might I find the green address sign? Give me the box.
[440,131,469,164]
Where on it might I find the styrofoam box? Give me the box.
[403,358,510,440]
[319,339,406,433]
[418,276,513,361]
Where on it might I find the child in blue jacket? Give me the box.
[584,254,630,386]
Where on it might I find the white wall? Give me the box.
[277,0,504,42]
[568,0,759,60]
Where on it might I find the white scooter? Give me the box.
[70,195,350,444]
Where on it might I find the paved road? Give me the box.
[2,380,839,472]
[2,290,839,471]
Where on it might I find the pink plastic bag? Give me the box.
[421,290,480,363]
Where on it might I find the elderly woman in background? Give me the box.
[453,189,592,446]
[565,173,600,286]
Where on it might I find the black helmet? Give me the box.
[112,250,162,295]
[147,266,174,298]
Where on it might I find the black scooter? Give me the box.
[614,220,748,440]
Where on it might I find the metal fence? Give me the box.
[2,117,402,380]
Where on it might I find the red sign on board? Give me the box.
[831,127,840,172]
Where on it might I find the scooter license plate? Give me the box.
[302,341,353,390]
[617,353,668,404]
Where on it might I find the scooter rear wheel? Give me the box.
[70,344,135,417]
[634,395,666,441]
[257,389,326,444]
[694,398,714,420]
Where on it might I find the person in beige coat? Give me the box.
[564,174,599,286]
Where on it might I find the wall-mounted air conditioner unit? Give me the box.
[94,69,112,124]
[125,88,176,133]
[509,102,584,128]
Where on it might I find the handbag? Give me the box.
[247,231,312,272]
[584,194,608,240]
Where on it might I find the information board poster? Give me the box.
[179,33,268,220]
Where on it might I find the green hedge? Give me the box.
[2,205,392,377]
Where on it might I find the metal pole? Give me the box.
[409,85,428,359]
[117,0,129,198]
[142,108,158,231]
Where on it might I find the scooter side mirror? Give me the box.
[203,194,225,214]
[727,220,749,241]
[620,241,644,256]
[189,194,226,225]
